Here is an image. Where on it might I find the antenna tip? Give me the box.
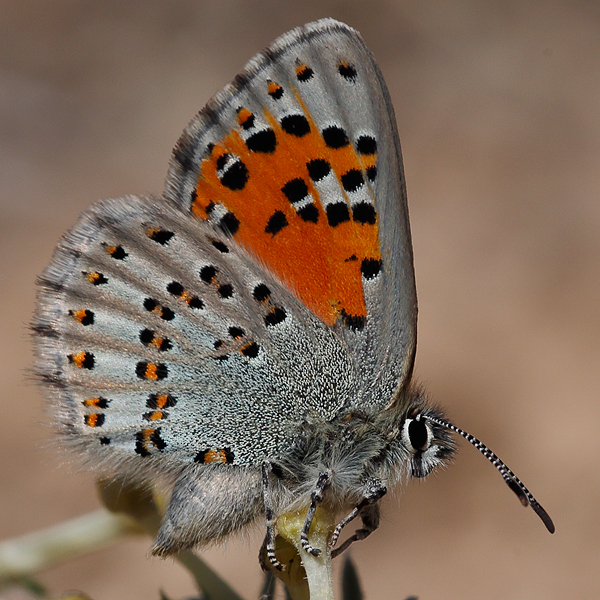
[531,500,556,534]
[505,475,555,533]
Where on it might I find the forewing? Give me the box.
[165,19,417,410]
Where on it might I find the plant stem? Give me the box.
[0,510,139,582]
[275,506,336,600]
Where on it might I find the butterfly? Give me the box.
[33,18,554,571]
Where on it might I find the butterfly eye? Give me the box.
[408,418,429,451]
[402,413,448,479]
[403,415,432,453]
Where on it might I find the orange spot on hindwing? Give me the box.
[68,351,95,369]
[84,413,104,427]
[69,309,94,325]
[135,428,166,456]
[143,393,177,421]
[136,362,168,380]
[195,447,234,464]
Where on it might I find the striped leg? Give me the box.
[331,503,380,558]
[329,505,361,550]
[300,470,333,556]
[330,479,386,556]
[262,461,283,570]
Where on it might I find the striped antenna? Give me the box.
[424,414,555,534]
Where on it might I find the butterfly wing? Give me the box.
[35,194,358,474]
[165,18,417,411]
[34,19,416,481]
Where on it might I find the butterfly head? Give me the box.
[400,405,456,479]
[400,399,556,534]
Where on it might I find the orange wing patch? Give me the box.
[192,100,380,328]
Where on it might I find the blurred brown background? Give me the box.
[1,1,598,598]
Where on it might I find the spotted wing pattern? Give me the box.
[35,196,357,469]
[167,19,417,409]
[33,19,416,475]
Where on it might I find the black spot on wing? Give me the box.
[361,258,382,280]
[326,202,350,227]
[298,204,319,223]
[265,211,288,236]
[219,212,240,236]
[281,114,310,137]
[217,155,248,191]
[246,129,277,153]
[338,62,357,81]
[211,240,229,253]
[341,169,364,192]
[217,284,234,299]
[268,83,284,99]
[352,203,377,225]
[322,126,349,149]
[296,65,314,81]
[340,309,365,330]
[356,135,377,155]
[307,159,331,182]
[241,342,259,357]
[281,178,309,204]
[148,229,175,245]
[253,283,271,302]
[265,307,287,326]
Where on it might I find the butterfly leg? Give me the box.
[330,479,386,557]
[300,470,333,556]
[262,461,284,570]
[329,506,361,550]
[331,503,380,558]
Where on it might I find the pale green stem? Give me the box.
[0,509,140,582]
[274,505,336,600]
